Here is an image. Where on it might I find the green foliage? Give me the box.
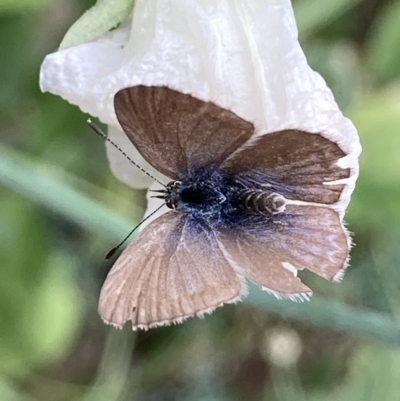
[0,0,53,13]
[294,0,362,39]
[59,0,136,49]
[0,195,82,377]
[348,88,400,231]
[1,0,400,400]
[366,1,400,84]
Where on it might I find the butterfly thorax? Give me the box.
[165,171,229,219]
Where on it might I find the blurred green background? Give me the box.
[1,0,400,400]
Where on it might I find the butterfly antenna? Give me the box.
[105,203,166,260]
[87,118,166,188]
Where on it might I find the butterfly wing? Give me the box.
[99,212,244,330]
[114,86,254,179]
[216,205,349,299]
[221,130,350,204]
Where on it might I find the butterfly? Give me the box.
[98,85,351,330]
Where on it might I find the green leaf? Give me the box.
[0,142,136,243]
[248,286,400,346]
[59,0,136,49]
[366,1,400,83]
[346,87,400,230]
[0,0,52,12]
[308,345,400,401]
[294,0,362,39]
[0,377,34,401]
[0,196,82,376]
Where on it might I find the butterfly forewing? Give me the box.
[99,212,244,330]
[221,130,350,204]
[114,86,254,179]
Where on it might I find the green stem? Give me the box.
[249,288,400,345]
[0,143,134,242]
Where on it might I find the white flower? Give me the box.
[40,0,361,220]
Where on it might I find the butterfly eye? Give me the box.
[167,181,182,189]
[165,199,175,209]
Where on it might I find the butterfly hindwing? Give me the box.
[222,129,350,204]
[217,205,349,299]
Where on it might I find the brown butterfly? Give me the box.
[98,85,350,330]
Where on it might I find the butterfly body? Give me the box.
[161,167,287,229]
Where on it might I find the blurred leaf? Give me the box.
[308,345,400,401]
[369,232,400,314]
[0,142,137,243]
[0,15,36,111]
[305,41,362,109]
[80,329,136,401]
[0,0,52,13]
[294,0,362,39]
[0,377,34,401]
[347,86,400,231]
[0,196,82,377]
[366,1,400,83]
[248,286,400,346]
[29,251,82,365]
[59,0,135,49]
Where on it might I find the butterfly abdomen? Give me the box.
[236,189,286,215]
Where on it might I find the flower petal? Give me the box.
[40,0,360,217]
